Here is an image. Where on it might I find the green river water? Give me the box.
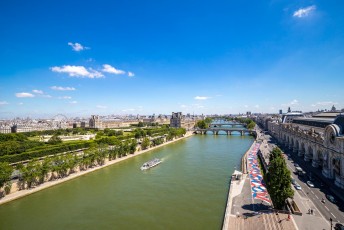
[0,134,253,230]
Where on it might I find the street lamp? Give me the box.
[330,217,333,230]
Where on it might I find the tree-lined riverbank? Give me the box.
[0,131,191,206]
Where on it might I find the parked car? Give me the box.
[306,181,315,188]
[294,184,302,190]
[294,163,299,167]
[335,223,344,230]
[291,178,296,185]
[326,194,337,203]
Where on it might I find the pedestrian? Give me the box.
[311,209,313,215]
[308,209,310,214]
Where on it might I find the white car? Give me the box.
[294,184,302,190]
[306,181,314,188]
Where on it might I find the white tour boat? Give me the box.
[140,158,162,170]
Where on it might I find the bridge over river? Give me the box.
[194,127,256,136]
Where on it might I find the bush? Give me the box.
[0,141,92,163]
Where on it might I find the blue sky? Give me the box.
[1,0,343,118]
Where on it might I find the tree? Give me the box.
[38,157,52,184]
[0,162,13,189]
[204,117,213,124]
[48,135,62,145]
[129,139,138,154]
[247,121,256,130]
[196,120,207,129]
[269,147,282,162]
[20,160,39,188]
[266,147,294,209]
[141,137,150,150]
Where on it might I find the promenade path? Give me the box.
[223,138,297,230]
[256,126,330,230]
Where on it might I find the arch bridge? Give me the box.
[208,123,247,128]
[194,127,255,136]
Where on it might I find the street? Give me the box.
[284,150,344,225]
[257,129,344,227]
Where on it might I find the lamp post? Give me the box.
[330,217,333,230]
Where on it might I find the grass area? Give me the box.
[123,131,133,136]
[28,136,41,141]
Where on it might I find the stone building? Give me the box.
[89,115,102,129]
[263,112,344,190]
[170,112,197,130]
[170,112,183,128]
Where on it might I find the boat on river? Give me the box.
[140,158,162,170]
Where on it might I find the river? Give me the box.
[0,134,253,229]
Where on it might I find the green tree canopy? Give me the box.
[141,137,150,150]
[196,120,207,129]
[266,147,294,209]
[0,162,13,188]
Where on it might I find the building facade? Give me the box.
[89,115,102,129]
[170,112,183,128]
[262,112,344,190]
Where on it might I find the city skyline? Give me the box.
[1,0,344,119]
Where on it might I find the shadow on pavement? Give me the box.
[241,203,271,212]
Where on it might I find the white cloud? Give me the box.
[290,99,298,105]
[51,65,103,78]
[15,92,35,98]
[0,101,9,105]
[194,96,210,100]
[96,105,107,109]
[67,42,90,51]
[58,96,72,99]
[102,64,126,75]
[254,104,260,108]
[51,86,76,91]
[18,102,23,105]
[128,71,135,77]
[311,101,338,107]
[122,108,135,112]
[293,5,316,18]
[69,101,77,104]
[244,105,249,108]
[32,89,43,94]
[42,94,52,98]
[180,104,187,108]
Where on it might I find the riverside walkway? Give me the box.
[222,140,297,230]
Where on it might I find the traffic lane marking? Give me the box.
[331,212,337,219]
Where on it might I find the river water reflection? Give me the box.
[0,135,253,230]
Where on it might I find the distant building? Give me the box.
[279,109,283,115]
[80,122,86,128]
[11,125,17,133]
[89,115,102,129]
[170,112,183,128]
[281,112,304,123]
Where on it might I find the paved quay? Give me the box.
[257,126,331,230]
[222,135,297,230]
